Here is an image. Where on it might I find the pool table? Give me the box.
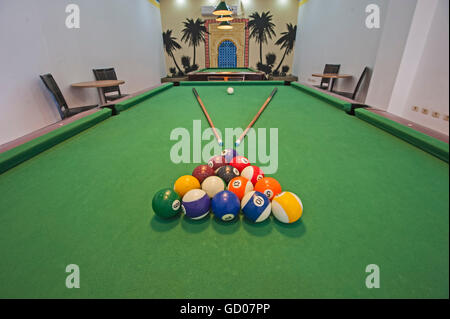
[0,81,448,299]
[188,68,266,81]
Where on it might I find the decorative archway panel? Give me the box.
[204,19,249,68]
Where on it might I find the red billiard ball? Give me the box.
[208,155,227,172]
[241,166,265,186]
[230,156,251,173]
[192,165,215,184]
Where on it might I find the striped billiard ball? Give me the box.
[241,191,271,223]
[182,189,211,220]
[271,192,303,224]
[241,166,265,186]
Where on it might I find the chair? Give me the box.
[335,67,370,100]
[315,64,341,90]
[40,74,98,120]
[92,68,128,102]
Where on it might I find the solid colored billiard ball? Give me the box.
[254,177,282,201]
[271,192,303,224]
[230,155,251,173]
[182,189,211,220]
[227,87,234,95]
[241,165,265,186]
[221,149,238,163]
[211,190,240,221]
[192,165,215,184]
[216,165,240,184]
[241,191,272,223]
[152,188,181,219]
[227,176,253,200]
[208,155,227,172]
[202,176,226,198]
[174,175,201,197]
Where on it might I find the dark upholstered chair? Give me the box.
[40,74,98,120]
[92,68,128,102]
[334,67,370,100]
[315,64,341,91]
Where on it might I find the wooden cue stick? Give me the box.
[235,88,278,146]
[192,88,223,146]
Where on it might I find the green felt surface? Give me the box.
[0,82,448,298]
[197,68,258,73]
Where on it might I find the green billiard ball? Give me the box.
[152,188,181,219]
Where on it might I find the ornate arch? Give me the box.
[204,18,249,68]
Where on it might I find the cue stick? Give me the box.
[192,88,223,146]
[235,88,278,147]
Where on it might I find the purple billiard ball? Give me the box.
[222,149,239,163]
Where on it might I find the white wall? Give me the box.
[292,0,448,135]
[388,0,449,135]
[0,0,166,145]
[365,0,418,110]
[292,0,390,101]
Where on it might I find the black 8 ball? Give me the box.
[216,165,240,185]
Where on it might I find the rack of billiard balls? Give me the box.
[152,149,303,224]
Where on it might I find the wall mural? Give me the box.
[162,10,297,78]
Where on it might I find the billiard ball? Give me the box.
[227,87,234,95]
[152,188,181,219]
[221,149,238,163]
[192,165,215,184]
[227,176,253,200]
[202,176,226,198]
[211,190,240,221]
[271,192,303,224]
[174,175,201,197]
[254,177,282,201]
[182,189,211,220]
[230,155,251,173]
[216,165,240,184]
[241,191,272,223]
[241,165,265,186]
[208,155,227,171]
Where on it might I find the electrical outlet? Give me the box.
[412,106,419,112]
[421,108,429,115]
[444,115,449,122]
[432,111,440,119]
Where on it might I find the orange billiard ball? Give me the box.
[227,176,254,200]
[254,177,282,201]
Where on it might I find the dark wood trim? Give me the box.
[102,83,165,107]
[0,108,101,154]
[187,71,266,81]
[365,108,449,144]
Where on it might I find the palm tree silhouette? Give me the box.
[162,30,183,74]
[274,23,297,73]
[248,11,276,64]
[181,18,208,66]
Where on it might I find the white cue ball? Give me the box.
[227,87,234,95]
